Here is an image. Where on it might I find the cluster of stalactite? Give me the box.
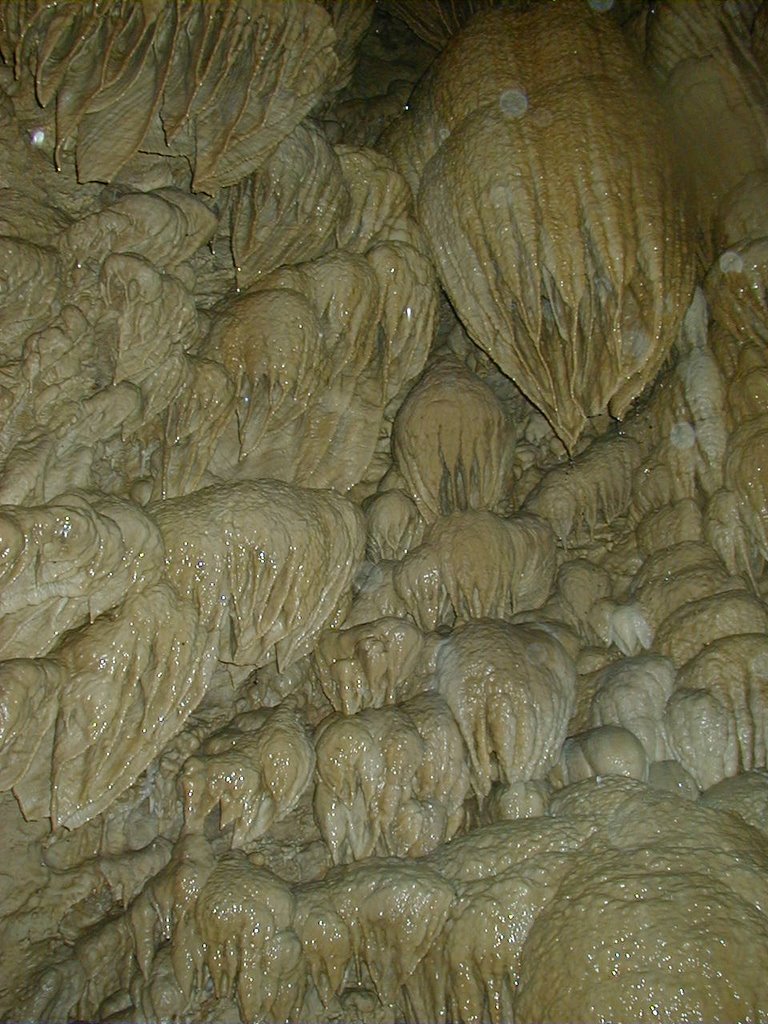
[2,2,768,1022]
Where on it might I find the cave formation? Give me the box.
[2,1,768,1021]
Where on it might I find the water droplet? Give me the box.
[499,88,528,118]
[719,250,744,274]
[670,422,696,449]
[29,128,45,146]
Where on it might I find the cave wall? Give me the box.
[2,1,768,1021]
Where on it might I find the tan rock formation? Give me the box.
[1,2,768,1021]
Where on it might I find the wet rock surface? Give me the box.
[2,1,768,1021]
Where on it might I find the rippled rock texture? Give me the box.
[2,1,768,1022]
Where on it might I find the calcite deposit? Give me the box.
[2,1,768,1022]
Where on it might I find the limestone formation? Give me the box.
[2,2,768,1022]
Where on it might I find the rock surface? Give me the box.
[1,2,768,1022]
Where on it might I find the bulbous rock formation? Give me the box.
[314,615,429,714]
[0,0,360,192]
[0,480,365,832]
[383,0,696,450]
[392,354,515,521]
[181,704,316,847]
[314,691,469,863]
[435,619,577,798]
